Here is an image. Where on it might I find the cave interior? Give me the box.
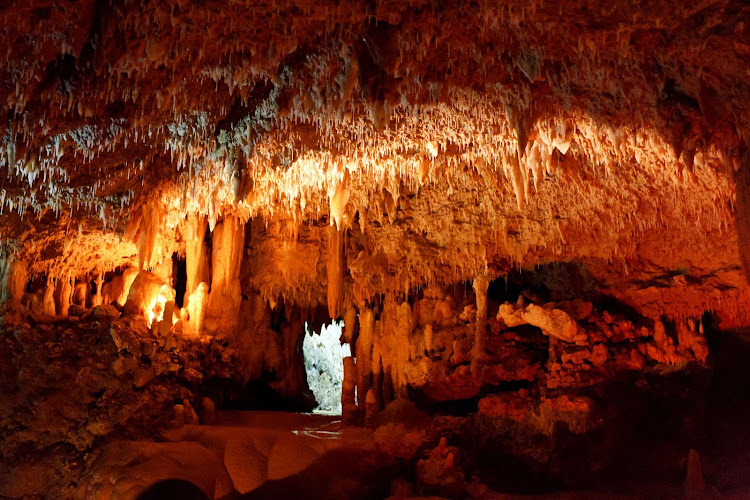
[1,0,750,498]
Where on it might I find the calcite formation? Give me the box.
[1,0,750,498]
[0,0,746,322]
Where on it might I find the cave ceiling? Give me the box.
[1,0,749,322]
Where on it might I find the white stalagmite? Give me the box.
[205,215,245,334]
[184,213,209,307]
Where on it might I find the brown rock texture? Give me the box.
[1,1,750,498]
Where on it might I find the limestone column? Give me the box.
[137,201,163,271]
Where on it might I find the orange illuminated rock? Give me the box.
[497,301,582,343]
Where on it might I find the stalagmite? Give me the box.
[326,225,345,320]
[365,388,378,427]
[184,213,209,306]
[58,275,72,316]
[117,267,140,306]
[183,282,209,336]
[124,271,176,327]
[72,281,87,307]
[43,277,56,316]
[393,301,415,398]
[342,355,358,425]
[205,216,245,334]
[472,274,490,372]
[473,275,490,321]
[156,300,175,337]
[372,355,384,413]
[91,273,104,307]
[683,449,706,499]
[0,254,26,305]
[356,307,375,409]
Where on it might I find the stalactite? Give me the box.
[137,201,164,271]
[330,174,350,231]
[205,215,245,334]
[184,213,209,307]
[343,306,357,345]
[326,225,345,320]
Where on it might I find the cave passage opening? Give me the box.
[303,320,351,415]
[172,253,187,308]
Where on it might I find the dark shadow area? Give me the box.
[704,324,750,491]
[137,479,208,500]
[172,253,187,308]
[476,367,713,495]
[490,262,600,304]
[200,377,315,413]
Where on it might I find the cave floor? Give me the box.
[85,410,384,499]
[78,330,750,499]
[6,311,750,499]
